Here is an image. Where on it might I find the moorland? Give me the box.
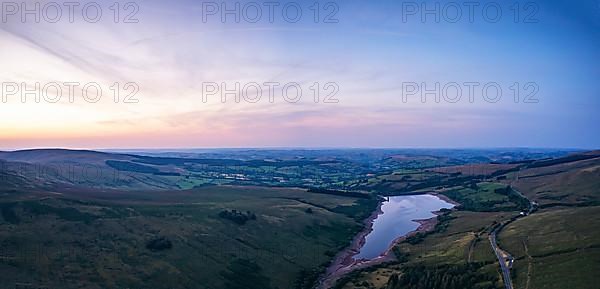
[0,148,597,289]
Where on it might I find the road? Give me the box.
[490,186,536,289]
[490,229,514,289]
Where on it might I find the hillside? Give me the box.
[0,150,181,191]
[0,149,125,164]
[0,185,376,289]
[500,151,600,206]
[498,206,600,289]
[1,149,597,289]
[332,150,600,289]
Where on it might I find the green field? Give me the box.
[498,206,600,289]
[1,149,597,289]
[0,186,377,289]
[331,153,600,289]
[334,210,515,289]
[442,182,516,211]
[501,157,600,206]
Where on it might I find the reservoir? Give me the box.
[353,194,454,260]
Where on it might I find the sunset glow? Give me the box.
[1,0,598,149]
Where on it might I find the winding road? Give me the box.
[490,187,535,289]
[490,229,514,289]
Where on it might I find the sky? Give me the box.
[0,0,599,149]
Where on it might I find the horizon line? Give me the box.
[0,146,593,153]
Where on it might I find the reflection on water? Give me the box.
[353,194,454,260]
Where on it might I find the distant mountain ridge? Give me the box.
[0,149,126,164]
[0,148,596,195]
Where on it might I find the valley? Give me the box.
[0,148,598,289]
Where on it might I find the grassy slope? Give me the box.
[2,149,597,289]
[501,157,600,205]
[0,151,182,191]
[492,154,600,289]
[336,151,600,289]
[337,210,512,289]
[498,206,600,289]
[0,186,375,289]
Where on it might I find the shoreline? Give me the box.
[316,198,385,289]
[431,192,461,207]
[316,193,457,289]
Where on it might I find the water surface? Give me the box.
[353,194,454,260]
